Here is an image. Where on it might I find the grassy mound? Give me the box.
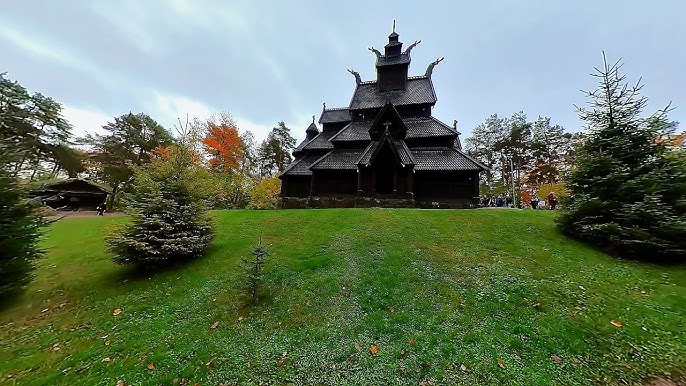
[1,209,685,385]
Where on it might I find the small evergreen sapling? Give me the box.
[242,233,269,305]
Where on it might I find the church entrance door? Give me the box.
[373,143,395,195]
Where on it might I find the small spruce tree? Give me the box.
[0,143,43,296]
[107,142,214,267]
[558,54,686,262]
[242,233,269,305]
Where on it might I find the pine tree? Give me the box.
[242,233,269,305]
[0,142,43,297]
[106,141,214,267]
[558,54,686,262]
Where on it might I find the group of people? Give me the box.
[480,192,559,210]
[480,195,515,208]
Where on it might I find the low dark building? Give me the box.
[30,178,110,211]
[280,26,487,208]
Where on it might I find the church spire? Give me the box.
[385,20,402,57]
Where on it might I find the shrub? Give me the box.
[248,176,281,209]
[107,144,214,267]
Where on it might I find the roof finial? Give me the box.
[453,120,458,129]
[425,57,445,77]
[312,115,315,123]
[347,68,362,84]
[323,102,326,111]
[392,20,396,33]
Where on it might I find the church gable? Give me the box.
[368,102,407,141]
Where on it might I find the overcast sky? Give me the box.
[1,1,684,144]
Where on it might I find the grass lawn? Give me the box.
[1,209,685,385]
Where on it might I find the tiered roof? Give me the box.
[349,77,436,110]
[281,25,486,179]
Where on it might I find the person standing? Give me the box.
[547,192,558,210]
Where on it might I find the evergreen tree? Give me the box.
[106,140,214,267]
[558,54,686,262]
[81,112,174,208]
[257,122,296,177]
[0,142,43,297]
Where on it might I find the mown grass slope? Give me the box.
[1,209,685,385]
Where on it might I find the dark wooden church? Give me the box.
[280,26,486,208]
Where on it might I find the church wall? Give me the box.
[413,171,479,202]
[312,170,358,197]
[378,67,409,91]
[322,121,348,133]
[281,176,311,198]
[404,136,456,148]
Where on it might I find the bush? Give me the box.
[0,145,43,296]
[107,144,214,267]
[248,176,281,209]
[558,55,686,262]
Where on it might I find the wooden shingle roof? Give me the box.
[330,117,456,142]
[319,108,351,124]
[310,149,364,170]
[349,76,436,110]
[410,147,486,171]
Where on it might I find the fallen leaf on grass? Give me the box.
[112,309,122,316]
[370,345,379,355]
[277,357,286,367]
[389,307,395,313]
[210,321,219,330]
[147,364,155,370]
[409,339,417,345]
[104,341,111,347]
[400,349,406,357]
[354,342,361,351]
[460,364,468,373]
[116,381,127,386]
[102,357,111,363]
[497,358,505,369]
[237,316,243,322]
[551,354,563,363]
[179,378,189,386]
[420,362,429,369]
[611,320,623,327]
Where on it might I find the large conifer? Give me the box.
[558,54,686,262]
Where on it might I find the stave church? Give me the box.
[279,25,486,208]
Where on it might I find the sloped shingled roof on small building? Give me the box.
[310,149,365,170]
[410,147,485,171]
[302,131,335,151]
[330,117,456,142]
[281,154,322,176]
[319,108,351,124]
[349,77,436,110]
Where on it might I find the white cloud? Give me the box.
[61,105,113,138]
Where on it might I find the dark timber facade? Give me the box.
[280,26,487,208]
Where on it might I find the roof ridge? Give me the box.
[323,107,349,111]
[308,150,334,170]
[328,122,353,142]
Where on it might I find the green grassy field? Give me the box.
[1,209,685,385]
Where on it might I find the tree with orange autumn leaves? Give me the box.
[200,113,245,174]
